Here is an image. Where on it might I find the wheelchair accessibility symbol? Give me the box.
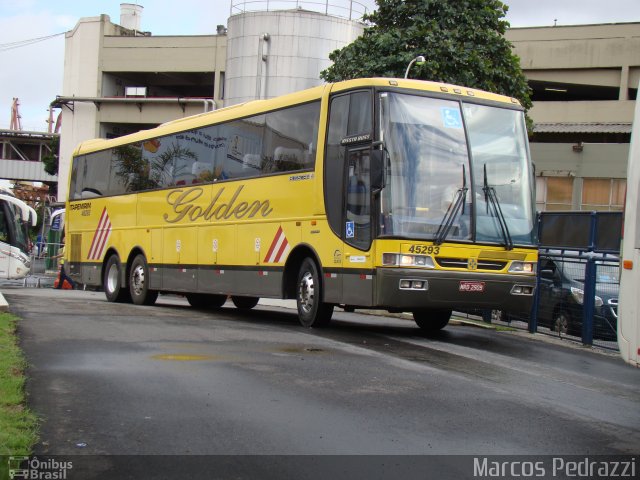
[441,107,462,129]
[346,221,355,238]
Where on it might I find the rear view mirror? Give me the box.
[540,269,555,279]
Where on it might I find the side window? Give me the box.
[221,115,265,179]
[347,91,372,136]
[107,149,128,196]
[141,135,186,187]
[181,126,218,184]
[324,90,373,240]
[263,102,320,173]
[82,150,112,198]
[346,148,371,249]
[69,155,85,200]
[325,95,349,235]
[0,208,8,243]
[112,143,151,193]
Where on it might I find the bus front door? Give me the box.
[342,147,374,307]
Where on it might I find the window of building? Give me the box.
[125,86,147,97]
[536,176,574,211]
[581,178,626,211]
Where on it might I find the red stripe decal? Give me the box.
[263,226,283,263]
[88,207,108,259]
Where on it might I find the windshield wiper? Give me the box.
[434,166,468,245]
[482,164,514,250]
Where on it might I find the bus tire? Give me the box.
[296,258,333,328]
[413,309,452,332]
[129,254,158,306]
[231,296,259,309]
[103,255,131,303]
[186,293,227,308]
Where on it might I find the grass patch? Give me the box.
[0,312,38,457]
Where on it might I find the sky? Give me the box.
[1,0,638,132]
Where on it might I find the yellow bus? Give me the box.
[65,78,538,330]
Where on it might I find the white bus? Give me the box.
[0,188,37,279]
[618,91,640,367]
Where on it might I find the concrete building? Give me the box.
[53,1,366,201]
[51,3,639,209]
[53,4,227,201]
[0,129,59,183]
[506,23,640,212]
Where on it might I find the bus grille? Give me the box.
[435,257,507,270]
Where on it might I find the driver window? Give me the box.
[0,209,8,243]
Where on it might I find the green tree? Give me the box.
[42,136,59,176]
[320,0,531,110]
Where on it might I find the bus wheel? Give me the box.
[104,255,131,303]
[296,258,333,328]
[231,296,259,309]
[186,293,227,308]
[413,309,452,333]
[129,254,158,306]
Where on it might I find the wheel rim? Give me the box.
[131,264,145,296]
[106,263,119,294]
[298,271,315,314]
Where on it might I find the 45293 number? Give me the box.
[408,245,440,255]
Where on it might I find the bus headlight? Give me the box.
[382,253,435,268]
[508,261,536,274]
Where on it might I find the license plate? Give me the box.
[459,281,485,292]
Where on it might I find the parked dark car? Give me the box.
[536,255,619,341]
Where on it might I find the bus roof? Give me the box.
[73,78,522,156]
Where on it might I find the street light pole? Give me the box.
[404,55,426,79]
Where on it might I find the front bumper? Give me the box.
[375,268,535,313]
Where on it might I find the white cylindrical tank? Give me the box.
[120,3,143,31]
[225,1,366,106]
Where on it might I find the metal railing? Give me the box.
[230,0,370,21]
[25,241,63,281]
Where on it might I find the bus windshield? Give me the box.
[7,203,29,252]
[379,92,536,246]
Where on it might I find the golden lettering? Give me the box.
[163,185,273,224]
[164,188,204,223]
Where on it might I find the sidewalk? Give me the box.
[0,271,57,311]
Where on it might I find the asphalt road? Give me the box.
[4,286,640,478]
